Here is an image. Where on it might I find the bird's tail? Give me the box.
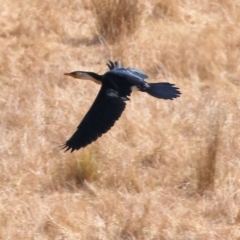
[146,82,181,100]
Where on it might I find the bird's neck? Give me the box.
[87,72,103,83]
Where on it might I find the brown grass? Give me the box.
[1,0,240,239]
[87,0,140,44]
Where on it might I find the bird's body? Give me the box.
[62,61,181,152]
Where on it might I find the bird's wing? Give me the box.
[107,61,148,79]
[126,68,148,79]
[104,69,149,91]
[62,85,127,152]
[107,60,124,70]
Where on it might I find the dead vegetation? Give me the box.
[87,0,140,44]
[1,0,240,239]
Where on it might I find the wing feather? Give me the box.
[62,85,126,152]
[106,60,148,80]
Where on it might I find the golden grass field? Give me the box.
[1,0,240,239]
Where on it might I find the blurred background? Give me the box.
[1,0,240,239]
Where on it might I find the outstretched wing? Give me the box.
[62,85,127,152]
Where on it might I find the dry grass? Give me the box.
[1,0,240,239]
[87,0,140,44]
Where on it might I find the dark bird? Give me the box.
[62,61,181,152]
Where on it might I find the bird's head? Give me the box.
[64,71,93,80]
[64,71,102,84]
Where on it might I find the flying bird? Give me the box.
[62,61,181,152]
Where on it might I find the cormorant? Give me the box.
[62,61,181,152]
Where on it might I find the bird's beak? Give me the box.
[64,73,73,77]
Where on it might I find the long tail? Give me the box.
[146,82,181,100]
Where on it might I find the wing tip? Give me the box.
[61,143,76,153]
[107,60,123,70]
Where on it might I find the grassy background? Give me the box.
[1,0,240,239]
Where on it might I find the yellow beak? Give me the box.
[64,73,73,77]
